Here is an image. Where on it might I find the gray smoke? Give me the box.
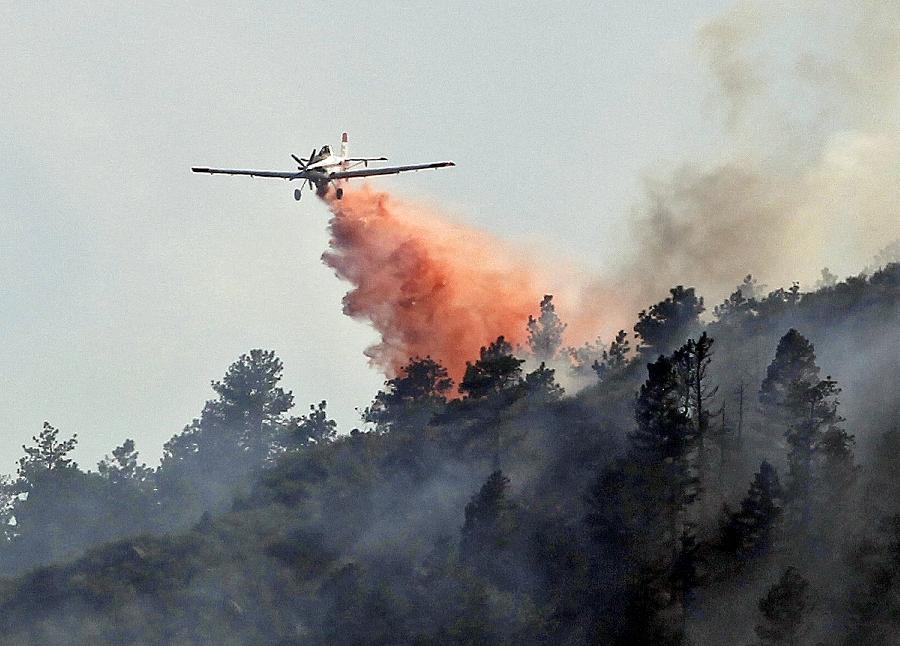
[621,0,900,307]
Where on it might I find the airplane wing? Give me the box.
[191,167,302,179]
[328,161,455,180]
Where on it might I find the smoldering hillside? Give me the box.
[0,261,896,644]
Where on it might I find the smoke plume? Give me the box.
[624,0,900,304]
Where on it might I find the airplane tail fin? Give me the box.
[340,131,350,158]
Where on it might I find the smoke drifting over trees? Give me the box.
[622,0,900,309]
[0,261,894,644]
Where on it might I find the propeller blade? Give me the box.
[291,154,303,166]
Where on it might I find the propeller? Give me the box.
[291,148,319,194]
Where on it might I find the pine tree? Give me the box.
[209,349,296,459]
[759,330,819,417]
[720,461,783,559]
[294,401,337,445]
[97,439,152,486]
[17,422,78,490]
[158,350,299,517]
[523,362,564,402]
[672,334,717,443]
[634,286,705,356]
[630,355,700,558]
[364,356,452,429]
[527,294,567,361]
[593,330,631,380]
[759,330,856,516]
[460,470,518,583]
[459,336,524,400]
[755,567,809,645]
[713,275,760,324]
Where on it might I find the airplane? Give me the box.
[192,132,455,201]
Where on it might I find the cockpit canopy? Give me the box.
[318,145,332,157]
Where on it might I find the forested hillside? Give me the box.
[0,264,897,645]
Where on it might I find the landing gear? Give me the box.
[293,188,302,201]
[335,187,344,200]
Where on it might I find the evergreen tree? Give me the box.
[672,333,717,438]
[16,422,78,489]
[815,267,838,289]
[593,330,631,380]
[634,286,705,355]
[97,439,152,486]
[759,329,821,421]
[720,460,783,559]
[364,356,452,429]
[566,336,606,378]
[612,564,685,646]
[522,362,564,403]
[755,567,809,646]
[713,275,761,324]
[3,424,146,574]
[294,401,337,445]
[0,476,15,544]
[630,355,700,549]
[459,336,524,400]
[208,349,296,459]
[460,470,518,584]
[527,294,567,361]
[760,331,857,524]
[158,350,298,518]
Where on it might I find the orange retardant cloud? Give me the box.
[321,185,546,383]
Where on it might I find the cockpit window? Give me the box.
[319,145,331,156]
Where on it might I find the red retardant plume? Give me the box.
[322,185,546,382]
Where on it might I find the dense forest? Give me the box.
[0,262,897,645]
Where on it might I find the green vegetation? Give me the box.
[0,264,897,645]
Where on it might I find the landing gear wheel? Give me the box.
[335,188,344,200]
[293,188,302,201]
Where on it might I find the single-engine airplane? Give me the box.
[192,132,454,201]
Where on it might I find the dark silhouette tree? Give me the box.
[0,477,14,544]
[460,470,518,583]
[158,350,298,518]
[634,286,705,355]
[523,362,564,403]
[527,294,567,361]
[208,349,296,459]
[293,401,337,446]
[759,330,856,520]
[672,333,718,485]
[720,460,783,559]
[97,439,152,486]
[16,422,78,487]
[755,567,809,646]
[713,275,761,324]
[593,330,631,380]
[364,356,452,430]
[630,355,700,551]
[459,336,524,400]
[3,424,148,575]
[759,329,820,421]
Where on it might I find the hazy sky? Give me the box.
[1,0,770,472]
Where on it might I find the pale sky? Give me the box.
[0,1,737,472]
